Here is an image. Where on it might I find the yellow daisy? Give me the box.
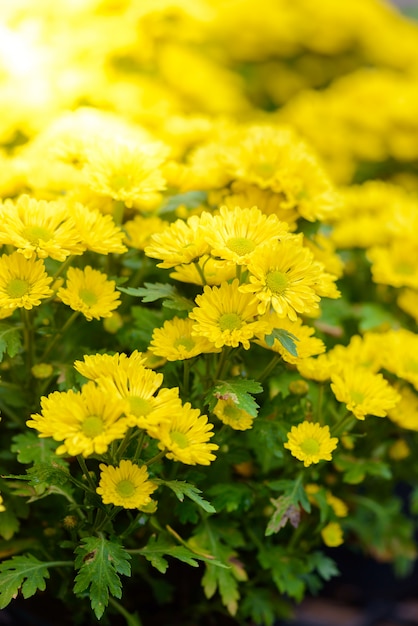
[212,397,255,431]
[321,522,344,548]
[189,279,266,350]
[305,484,348,517]
[284,421,338,467]
[0,195,85,261]
[330,367,400,420]
[202,205,289,266]
[145,215,210,269]
[57,266,121,321]
[74,351,147,381]
[379,329,418,390]
[27,382,128,458]
[69,204,127,255]
[170,255,236,286]
[368,240,418,289]
[387,385,418,431]
[83,138,168,208]
[124,215,169,251]
[150,317,220,361]
[0,251,53,310]
[150,402,218,465]
[240,237,332,320]
[397,288,418,324]
[97,460,157,509]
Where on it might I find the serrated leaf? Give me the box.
[207,379,263,417]
[0,324,22,362]
[155,480,216,513]
[207,483,253,513]
[159,191,208,214]
[136,534,225,574]
[74,536,131,620]
[11,433,67,466]
[265,496,300,536]
[0,509,20,541]
[0,555,70,609]
[265,329,299,357]
[119,282,176,302]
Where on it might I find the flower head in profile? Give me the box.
[213,397,255,431]
[97,460,157,509]
[284,421,338,467]
[330,367,400,420]
[149,403,218,465]
[190,279,266,350]
[27,382,128,457]
[0,195,85,261]
[0,251,53,310]
[124,215,169,250]
[240,237,338,319]
[69,204,127,255]
[74,351,147,382]
[57,266,121,321]
[150,317,220,361]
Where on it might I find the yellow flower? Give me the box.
[27,382,128,458]
[97,460,157,509]
[255,313,325,364]
[212,397,255,431]
[69,204,127,255]
[379,329,418,390]
[57,266,121,321]
[202,205,289,266]
[240,237,337,319]
[388,439,410,460]
[387,385,418,431]
[398,289,418,324]
[0,494,5,513]
[368,240,418,289]
[170,255,236,286]
[83,138,168,208]
[305,484,348,517]
[284,422,338,467]
[124,215,169,250]
[150,402,218,466]
[330,367,400,420]
[74,351,147,382]
[145,215,210,269]
[0,251,53,310]
[321,522,344,548]
[0,195,85,261]
[150,317,220,361]
[190,279,266,350]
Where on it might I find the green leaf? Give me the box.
[0,509,20,541]
[207,483,253,513]
[74,536,131,620]
[0,555,70,609]
[120,284,194,311]
[265,329,299,357]
[159,191,208,215]
[155,480,216,513]
[258,547,306,601]
[137,535,200,573]
[207,379,263,417]
[265,496,300,536]
[11,433,67,466]
[334,455,392,484]
[0,324,22,361]
[353,303,398,332]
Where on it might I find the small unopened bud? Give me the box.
[288,380,309,395]
[31,363,54,379]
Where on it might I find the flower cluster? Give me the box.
[0,2,418,626]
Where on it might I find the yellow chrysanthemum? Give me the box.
[170,255,236,286]
[240,237,338,319]
[150,317,219,361]
[255,314,325,364]
[379,329,418,390]
[27,382,128,457]
[305,484,348,518]
[0,493,5,513]
[387,385,418,431]
[83,138,168,208]
[284,422,338,467]
[145,215,210,269]
[296,354,335,382]
[150,402,218,465]
[326,333,384,375]
[388,439,410,460]
[212,397,255,431]
[0,251,53,310]
[124,215,169,250]
[57,266,121,321]
[189,279,266,350]
[368,240,418,289]
[330,367,400,420]
[0,195,85,261]
[97,460,157,509]
[74,351,147,382]
[69,204,127,255]
[202,205,289,266]
[321,522,344,548]
[397,289,418,324]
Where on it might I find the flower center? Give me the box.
[129,396,153,417]
[265,270,288,295]
[173,336,195,352]
[79,289,98,306]
[300,438,320,456]
[116,479,136,498]
[253,161,276,179]
[170,430,189,449]
[350,390,365,404]
[82,415,104,438]
[21,225,53,244]
[226,237,256,256]
[110,174,132,191]
[218,312,242,331]
[7,278,30,298]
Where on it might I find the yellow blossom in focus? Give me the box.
[212,397,255,431]
[57,266,121,321]
[284,422,338,467]
[145,215,210,269]
[0,251,53,311]
[97,460,157,510]
[150,317,219,361]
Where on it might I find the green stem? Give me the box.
[112,200,126,226]
[316,383,325,425]
[333,413,356,437]
[214,347,232,381]
[194,261,207,286]
[258,354,281,384]
[52,255,75,282]
[95,505,122,533]
[145,448,167,467]
[132,431,146,464]
[21,308,34,375]
[183,360,191,395]
[41,310,80,360]
[108,597,142,626]
[76,455,97,492]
